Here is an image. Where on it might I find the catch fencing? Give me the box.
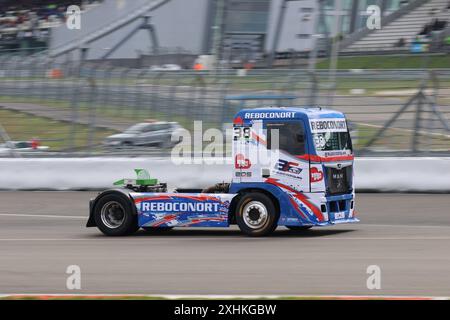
[0,54,449,157]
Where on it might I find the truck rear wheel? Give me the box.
[93,193,139,236]
[236,193,278,237]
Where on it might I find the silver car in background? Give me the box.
[104,121,185,148]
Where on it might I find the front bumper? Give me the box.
[315,217,359,226]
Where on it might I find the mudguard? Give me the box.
[86,189,136,227]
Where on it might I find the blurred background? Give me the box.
[0,0,449,157]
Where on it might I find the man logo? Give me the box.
[366,5,381,30]
[337,163,342,169]
[66,5,81,30]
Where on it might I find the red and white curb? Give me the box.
[0,294,448,300]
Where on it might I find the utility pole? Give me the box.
[329,0,343,75]
[307,0,327,106]
[267,0,289,68]
[327,0,343,106]
[308,0,327,72]
[210,0,226,72]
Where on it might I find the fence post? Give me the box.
[151,71,165,120]
[118,68,132,118]
[189,73,207,125]
[307,71,318,106]
[168,74,181,122]
[134,69,150,120]
[39,58,52,103]
[67,59,84,151]
[86,63,100,155]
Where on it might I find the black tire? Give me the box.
[235,192,279,237]
[286,226,312,231]
[142,226,174,233]
[93,193,139,236]
[159,138,172,149]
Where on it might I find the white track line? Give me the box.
[358,223,450,229]
[0,239,100,241]
[0,237,449,241]
[0,213,85,219]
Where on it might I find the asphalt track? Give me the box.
[0,192,449,296]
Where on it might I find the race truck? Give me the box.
[87,107,358,237]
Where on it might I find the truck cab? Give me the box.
[87,106,358,237]
[230,107,356,228]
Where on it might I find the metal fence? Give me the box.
[0,55,449,157]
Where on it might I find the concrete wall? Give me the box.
[51,0,322,60]
[265,0,317,53]
[50,0,211,60]
[1,157,449,192]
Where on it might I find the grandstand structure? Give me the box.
[341,0,450,54]
[48,0,212,62]
[49,0,171,58]
[0,0,102,53]
[1,0,449,62]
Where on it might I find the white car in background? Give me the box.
[150,64,182,71]
[0,141,50,156]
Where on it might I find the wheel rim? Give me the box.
[242,201,268,229]
[100,201,126,229]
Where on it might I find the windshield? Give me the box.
[313,131,352,152]
[124,123,152,133]
[310,118,352,152]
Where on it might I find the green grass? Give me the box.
[354,122,450,151]
[0,95,223,132]
[316,54,450,70]
[0,109,117,151]
[1,107,447,153]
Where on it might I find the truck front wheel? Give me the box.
[236,193,278,237]
[93,193,139,236]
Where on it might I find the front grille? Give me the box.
[326,166,353,195]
